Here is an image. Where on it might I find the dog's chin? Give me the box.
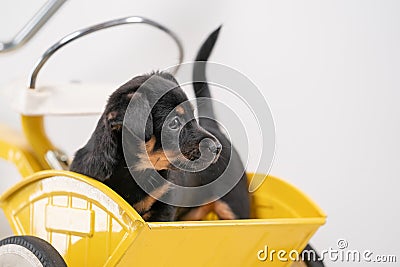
[169,155,219,173]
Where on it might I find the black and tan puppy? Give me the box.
[70,72,222,221]
[174,27,251,220]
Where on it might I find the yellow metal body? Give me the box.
[20,115,55,170]
[0,124,42,177]
[0,115,55,176]
[0,170,326,267]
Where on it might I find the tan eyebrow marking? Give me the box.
[107,111,118,120]
[176,106,185,115]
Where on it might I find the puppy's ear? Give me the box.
[125,92,154,141]
[71,115,121,182]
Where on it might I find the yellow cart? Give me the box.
[0,17,326,267]
[0,171,325,267]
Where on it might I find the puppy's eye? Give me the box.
[169,117,181,130]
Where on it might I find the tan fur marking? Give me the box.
[133,183,170,214]
[135,149,175,171]
[176,106,184,115]
[142,211,152,221]
[214,200,236,220]
[179,203,214,221]
[107,111,117,120]
[145,135,156,153]
[107,111,122,130]
[180,201,236,220]
[133,135,177,171]
[148,150,173,170]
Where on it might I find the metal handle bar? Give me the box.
[0,0,67,53]
[29,16,184,89]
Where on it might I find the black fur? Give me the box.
[70,72,221,222]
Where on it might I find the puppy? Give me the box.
[174,27,251,220]
[70,71,222,221]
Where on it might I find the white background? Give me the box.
[0,1,399,266]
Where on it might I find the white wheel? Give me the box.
[0,236,67,267]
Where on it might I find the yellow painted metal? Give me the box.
[0,125,42,177]
[0,170,326,267]
[20,115,55,169]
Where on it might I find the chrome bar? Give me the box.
[0,0,67,53]
[29,16,184,89]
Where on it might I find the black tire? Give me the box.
[302,244,325,267]
[0,235,67,267]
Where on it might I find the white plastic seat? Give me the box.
[9,81,118,116]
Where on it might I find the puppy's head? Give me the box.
[104,72,221,172]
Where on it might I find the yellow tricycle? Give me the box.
[0,17,326,267]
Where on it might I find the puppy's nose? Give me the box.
[208,142,222,155]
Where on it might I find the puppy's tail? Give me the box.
[193,26,221,128]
